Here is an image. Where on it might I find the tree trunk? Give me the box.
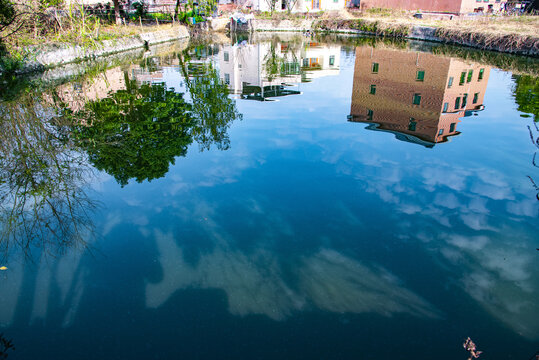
[175,0,183,21]
[113,0,122,25]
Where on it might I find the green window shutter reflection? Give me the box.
[408,118,417,131]
[413,93,421,105]
[416,70,425,81]
[460,71,466,85]
[478,68,484,80]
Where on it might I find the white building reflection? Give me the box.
[219,41,341,101]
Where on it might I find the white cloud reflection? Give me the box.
[321,147,539,340]
[146,230,440,321]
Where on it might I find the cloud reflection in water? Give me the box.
[146,230,439,321]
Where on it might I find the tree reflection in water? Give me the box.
[0,332,15,359]
[71,72,195,187]
[512,74,539,200]
[513,75,538,122]
[178,45,242,152]
[0,46,242,258]
[70,48,242,187]
[0,92,97,260]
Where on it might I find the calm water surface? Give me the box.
[0,36,538,359]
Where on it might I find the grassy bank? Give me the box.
[348,9,538,38]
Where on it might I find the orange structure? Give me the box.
[349,46,490,147]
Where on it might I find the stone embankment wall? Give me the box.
[251,19,314,32]
[14,26,190,74]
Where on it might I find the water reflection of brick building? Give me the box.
[348,47,490,148]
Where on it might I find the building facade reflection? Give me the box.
[349,46,491,147]
[219,41,341,101]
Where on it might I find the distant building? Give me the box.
[348,46,490,147]
[358,0,506,14]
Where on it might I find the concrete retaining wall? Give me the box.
[13,26,190,74]
[251,19,313,32]
[209,17,230,32]
[408,26,439,42]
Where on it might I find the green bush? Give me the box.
[0,0,15,27]
[132,0,148,19]
[0,49,27,74]
[147,12,173,21]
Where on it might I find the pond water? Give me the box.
[0,35,538,359]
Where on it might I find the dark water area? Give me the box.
[0,34,538,359]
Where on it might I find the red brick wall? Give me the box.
[359,0,462,13]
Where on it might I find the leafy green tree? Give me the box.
[72,72,194,187]
[0,0,15,54]
[0,0,15,28]
[513,75,539,122]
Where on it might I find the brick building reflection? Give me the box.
[348,47,491,148]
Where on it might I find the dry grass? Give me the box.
[287,9,538,53]
[340,9,539,38]
[254,9,538,39]
[5,23,176,49]
[426,16,539,38]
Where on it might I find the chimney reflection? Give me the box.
[349,47,491,147]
